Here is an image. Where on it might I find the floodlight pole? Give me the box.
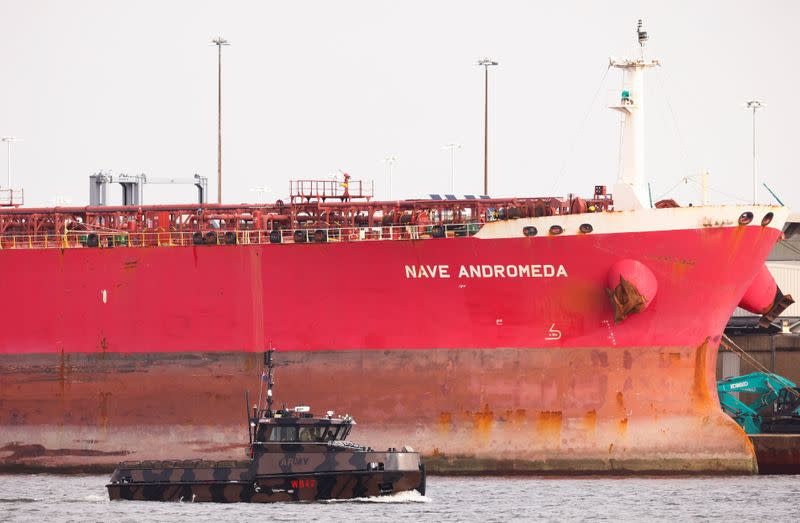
[477,59,498,195]
[746,100,764,205]
[250,186,271,204]
[442,143,462,193]
[212,37,230,204]
[383,155,398,199]
[1,137,16,188]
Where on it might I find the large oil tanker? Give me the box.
[0,23,793,473]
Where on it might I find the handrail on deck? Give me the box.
[0,222,482,250]
[289,179,374,202]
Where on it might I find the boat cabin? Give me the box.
[251,406,355,446]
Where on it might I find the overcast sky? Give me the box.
[1,0,797,210]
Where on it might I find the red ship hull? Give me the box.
[0,206,786,473]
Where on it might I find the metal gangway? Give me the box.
[89,172,208,206]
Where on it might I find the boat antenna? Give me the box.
[264,345,276,417]
[245,389,252,446]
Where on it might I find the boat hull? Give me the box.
[107,469,426,502]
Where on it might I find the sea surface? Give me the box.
[1,474,799,522]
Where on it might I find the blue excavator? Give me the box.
[717,372,800,434]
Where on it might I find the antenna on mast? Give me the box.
[637,19,648,48]
[245,389,252,446]
[264,344,276,417]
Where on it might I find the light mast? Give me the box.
[609,20,660,210]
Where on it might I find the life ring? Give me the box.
[349,233,358,241]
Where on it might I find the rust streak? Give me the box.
[471,405,494,444]
[536,411,563,439]
[692,339,712,409]
[583,410,597,433]
[437,411,453,434]
[616,391,625,409]
[99,392,111,431]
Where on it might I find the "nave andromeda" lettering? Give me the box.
[404,264,568,279]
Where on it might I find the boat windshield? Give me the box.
[264,426,296,442]
[257,424,348,443]
[298,426,343,442]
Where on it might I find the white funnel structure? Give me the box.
[609,20,660,210]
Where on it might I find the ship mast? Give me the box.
[263,347,276,417]
[248,347,277,448]
[609,20,660,210]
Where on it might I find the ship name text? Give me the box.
[404,264,568,279]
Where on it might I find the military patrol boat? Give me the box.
[107,350,425,502]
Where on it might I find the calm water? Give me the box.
[1,474,799,522]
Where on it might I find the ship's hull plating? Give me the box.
[0,347,756,473]
[0,206,786,473]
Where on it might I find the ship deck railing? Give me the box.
[116,459,251,469]
[0,222,483,250]
[289,179,374,202]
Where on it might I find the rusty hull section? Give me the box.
[749,435,800,474]
[0,344,755,474]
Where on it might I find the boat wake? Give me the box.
[323,490,431,504]
[81,494,107,503]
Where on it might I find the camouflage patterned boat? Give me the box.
[107,350,425,502]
